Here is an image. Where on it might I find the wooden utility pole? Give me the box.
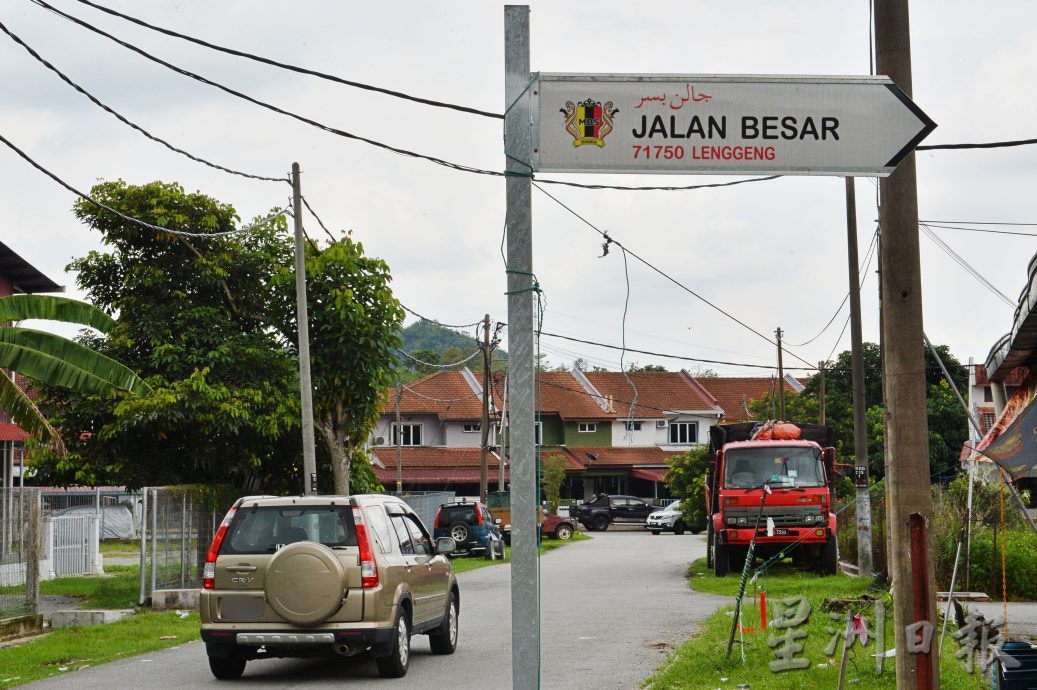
[876,2,938,687]
[775,328,786,419]
[479,314,491,503]
[291,162,318,495]
[846,177,874,578]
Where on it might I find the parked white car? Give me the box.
[645,504,701,535]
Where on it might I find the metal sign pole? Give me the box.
[504,6,540,688]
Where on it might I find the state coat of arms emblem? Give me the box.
[560,98,618,148]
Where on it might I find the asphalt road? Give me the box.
[28,528,729,689]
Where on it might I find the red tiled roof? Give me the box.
[534,372,617,421]
[378,371,500,422]
[551,446,683,468]
[372,467,509,484]
[0,423,28,442]
[696,377,799,422]
[581,371,720,419]
[370,446,504,469]
[631,468,668,483]
[973,364,1028,387]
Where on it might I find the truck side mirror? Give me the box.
[822,447,836,483]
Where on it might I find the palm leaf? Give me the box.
[0,295,116,333]
[0,328,152,397]
[0,373,65,454]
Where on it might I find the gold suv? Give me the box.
[199,494,459,680]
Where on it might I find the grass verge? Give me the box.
[645,559,988,690]
[40,566,142,609]
[0,610,199,688]
[449,532,589,574]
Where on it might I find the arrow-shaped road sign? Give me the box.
[533,74,936,177]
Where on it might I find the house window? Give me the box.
[669,421,697,444]
[391,423,422,446]
[578,422,597,433]
[535,421,543,446]
[625,421,643,431]
[984,386,993,403]
[462,423,481,433]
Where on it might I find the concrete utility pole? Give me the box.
[291,162,318,495]
[875,3,938,687]
[395,380,403,494]
[504,7,540,688]
[846,177,874,579]
[775,328,786,419]
[479,314,492,503]
[818,362,826,425]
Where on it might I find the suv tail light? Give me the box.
[475,507,484,526]
[352,505,379,588]
[202,506,237,589]
[434,508,442,529]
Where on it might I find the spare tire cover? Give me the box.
[265,541,346,625]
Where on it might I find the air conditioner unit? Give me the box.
[656,420,667,429]
[373,436,386,446]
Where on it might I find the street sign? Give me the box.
[533,74,936,177]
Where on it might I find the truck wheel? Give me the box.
[592,515,610,531]
[820,537,838,575]
[712,542,729,576]
[673,523,685,536]
[554,524,573,540]
[706,523,714,568]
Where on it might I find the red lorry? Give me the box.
[705,421,839,576]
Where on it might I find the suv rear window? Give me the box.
[438,505,480,524]
[222,506,358,555]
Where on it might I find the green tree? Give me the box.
[32,181,301,490]
[540,454,568,513]
[271,234,403,494]
[0,294,151,453]
[664,447,709,528]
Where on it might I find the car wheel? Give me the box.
[554,524,573,540]
[429,591,459,655]
[592,515,610,531]
[649,530,661,535]
[376,609,411,678]
[673,523,685,536]
[208,652,246,680]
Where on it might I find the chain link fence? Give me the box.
[0,488,42,618]
[139,487,225,604]
[395,491,456,532]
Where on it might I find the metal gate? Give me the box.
[47,514,100,578]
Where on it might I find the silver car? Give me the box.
[646,504,687,535]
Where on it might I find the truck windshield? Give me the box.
[723,446,826,489]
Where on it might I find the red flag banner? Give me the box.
[974,373,1037,480]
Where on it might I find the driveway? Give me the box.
[26,530,729,689]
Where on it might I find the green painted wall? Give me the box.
[564,421,611,447]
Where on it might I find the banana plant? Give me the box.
[0,294,152,453]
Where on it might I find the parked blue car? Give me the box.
[433,502,506,558]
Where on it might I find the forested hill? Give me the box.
[398,320,507,375]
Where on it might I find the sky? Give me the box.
[1,0,1035,378]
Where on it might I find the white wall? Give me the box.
[371,413,443,447]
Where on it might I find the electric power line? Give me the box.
[920,224,1015,307]
[0,19,285,184]
[396,347,481,369]
[0,131,288,238]
[919,223,1037,239]
[400,304,484,330]
[71,0,504,120]
[301,196,337,243]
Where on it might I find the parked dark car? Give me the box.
[433,502,506,558]
[574,494,656,531]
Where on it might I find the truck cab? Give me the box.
[704,422,839,576]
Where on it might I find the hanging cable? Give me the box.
[920,224,1014,307]
[786,227,879,348]
[301,197,337,243]
[918,223,1037,238]
[400,383,480,404]
[396,347,481,369]
[70,0,504,120]
[399,304,484,330]
[0,131,288,238]
[0,19,285,184]
[532,182,819,371]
